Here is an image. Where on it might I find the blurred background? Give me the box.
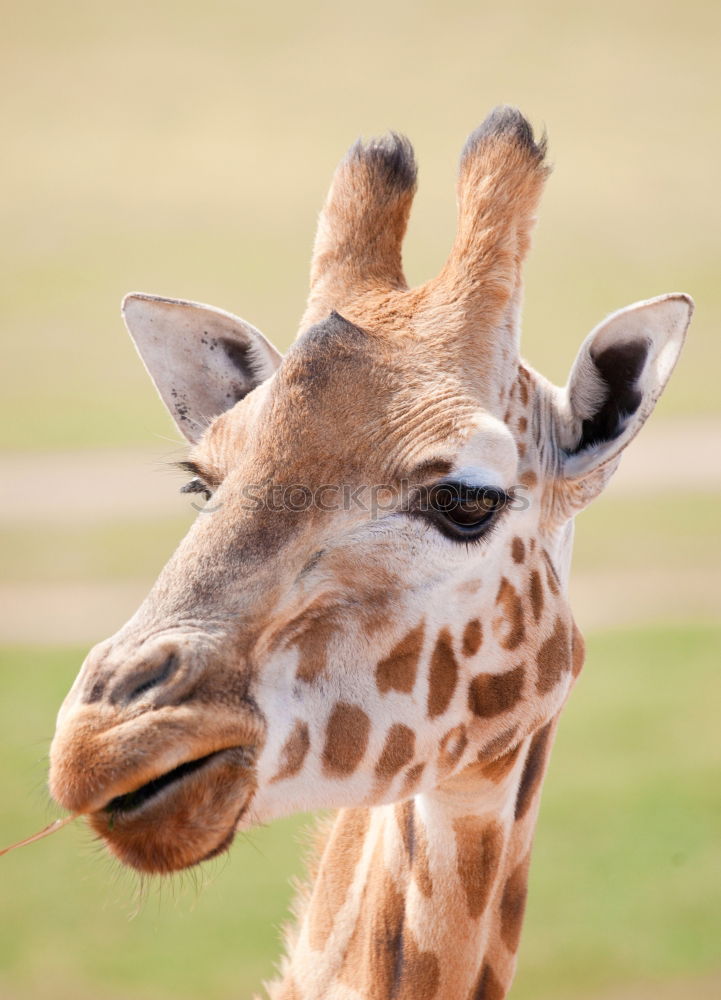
[1,1,719,998]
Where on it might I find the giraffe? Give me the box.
[48,107,693,999]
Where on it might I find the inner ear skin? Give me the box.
[221,338,266,393]
[574,340,649,452]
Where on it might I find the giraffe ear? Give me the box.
[556,293,693,483]
[122,293,283,443]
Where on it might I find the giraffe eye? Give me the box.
[422,481,507,541]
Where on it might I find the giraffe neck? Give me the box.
[272,717,559,1000]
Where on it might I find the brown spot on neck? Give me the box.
[341,837,440,999]
[528,569,544,622]
[480,742,523,783]
[438,723,469,774]
[500,854,530,952]
[541,549,560,596]
[478,724,519,760]
[402,761,426,795]
[322,703,370,775]
[452,816,505,919]
[511,537,525,564]
[376,622,425,694]
[376,724,415,780]
[443,739,522,792]
[462,618,483,657]
[515,722,553,821]
[270,720,310,783]
[536,616,570,694]
[494,579,525,651]
[292,611,336,683]
[519,469,537,489]
[571,620,586,677]
[469,961,506,1000]
[396,800,433,897]
[468,665,524,718]
[427,628,459,717]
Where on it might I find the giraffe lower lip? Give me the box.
[89,746,257,873]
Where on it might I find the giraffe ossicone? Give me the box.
[48,106,693,999]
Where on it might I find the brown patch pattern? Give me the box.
[308,807,370,950]
[536,616,570,694]
[438,723,468,774]
[396,800,433,897]
[427,627,459,717]
[376,623,425,694]
[294,614,336,683]
[271,720,310,783]
[515,722,553,820]
[341,838,440,999]
[528,569,544,622]
[500,855,530,952]
[478,725,519,760]
[402,761,426,795]
[541,549,560,596]
[494,578,525,651]
[480,742,523,783]
[453,816,505,919]
[375,724,415,780]
[468,666,524,718]
[322,703,370,776]
[469,961,506,1000]
[462,618,483,657]
[519,469,537,489]
[511,537,525,564]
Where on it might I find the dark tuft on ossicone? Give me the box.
[462,105,548,164]
[347,132,418,195]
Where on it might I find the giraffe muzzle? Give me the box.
[49,630,267,872]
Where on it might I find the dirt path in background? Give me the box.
[1,418,719,524]
[1,419,719,643]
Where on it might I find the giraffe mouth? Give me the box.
[88,746,257,873]
[101,747,248,816]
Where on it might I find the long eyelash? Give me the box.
[172,460,220,503]
[180,478,212,501]
[174,460,205,479]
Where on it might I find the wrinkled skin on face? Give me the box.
[48,109,692,876]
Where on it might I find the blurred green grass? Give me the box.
[2,0,720,449]
[1,626,718,1000]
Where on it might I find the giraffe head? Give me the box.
[49,108,692,874]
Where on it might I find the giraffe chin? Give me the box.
[88,747,256,874]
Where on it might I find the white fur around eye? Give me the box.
[453,413,519,487]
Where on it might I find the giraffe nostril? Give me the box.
[125,651,179,704]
